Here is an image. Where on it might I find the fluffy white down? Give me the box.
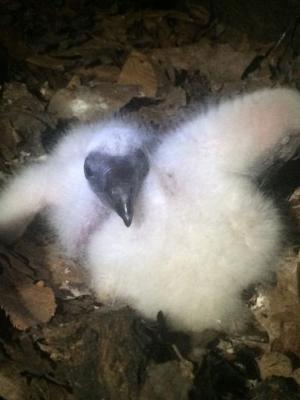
[0,88,299,332]
[86,88,300,332]
[86,147,283,332]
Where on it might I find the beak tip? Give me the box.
[110,192,134,227]
[122,215,133,227]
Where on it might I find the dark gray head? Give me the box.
[84,149,149,227]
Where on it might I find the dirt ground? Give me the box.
[0,1,300,399]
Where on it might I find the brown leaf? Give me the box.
[252,251,300,357]
[118,51,158,98]
[26,55,65,71]
[150,41,257,85]
[141,360,194,400]
[48,83,142,122]
[74,65,120,83]
[0,364,27,400]
[0,247,57,330]
[258,352,293,380]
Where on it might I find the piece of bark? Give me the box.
[39,306,162,400]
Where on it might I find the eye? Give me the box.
[84,160,94,179]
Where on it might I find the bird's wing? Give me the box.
[0,163,51,243]
[187,88,300,174]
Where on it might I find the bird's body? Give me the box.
[0,88,299,332]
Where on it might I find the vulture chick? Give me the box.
[0,88,300,332]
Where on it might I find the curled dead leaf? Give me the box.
[118,51,158,98]
[0,247,57,330]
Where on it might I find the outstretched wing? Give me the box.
[0,164,50,243]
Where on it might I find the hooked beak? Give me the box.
[111,189,134,227]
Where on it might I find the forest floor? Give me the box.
[0,1,300,399]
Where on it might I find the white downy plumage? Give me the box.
[0,88,300,332]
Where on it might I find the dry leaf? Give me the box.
[252,251,300,357]
[0,247,56,330]
[118,51,158,98]
[258,352,293,380]
[74,65,120,83]
[26,55,65,71]
[48,83,142,121]
[141,360,194,400]
[0,366,27,400]
[150,41,257,84]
